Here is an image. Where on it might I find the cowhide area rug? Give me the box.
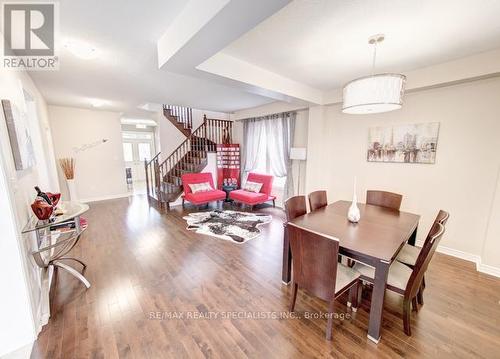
[183,210,272,244]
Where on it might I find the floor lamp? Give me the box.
[290,147,307,195]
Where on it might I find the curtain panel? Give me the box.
[242,112,296,199]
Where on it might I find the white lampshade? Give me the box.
[290,147,307,160]
[342,73,406,114]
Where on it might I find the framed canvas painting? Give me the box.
[367,122,440,164]
[1,99,36,170]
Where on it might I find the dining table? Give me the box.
[282,200,420,343]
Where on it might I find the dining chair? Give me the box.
[287,223,360,340]
[282,196,308,283]
[397,210,449,303]
[353,221,446,336]
[308,190,328,211]
[284,195,307,221]
[366,190,403,210]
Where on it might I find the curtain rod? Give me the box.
[236,107,308,121]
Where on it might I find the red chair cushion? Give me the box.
[184,190,226,205]
[229,189,268,205]
[247,173,273,196]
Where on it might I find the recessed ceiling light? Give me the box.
[64,40,98,59]
[90,99,109,108]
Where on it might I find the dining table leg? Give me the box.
[367,260,390,343]
[407,225,418,246]
[282,224,292,284]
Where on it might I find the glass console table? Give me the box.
[22,201,91,288]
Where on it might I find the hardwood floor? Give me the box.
[32,196,500,358]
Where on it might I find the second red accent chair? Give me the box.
[181,172,226,207]
[229,173,276,208]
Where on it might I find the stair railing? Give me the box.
[163,104,193,130]
[204,116,233,151]
[146,115,234,209]
[145,152,162,205]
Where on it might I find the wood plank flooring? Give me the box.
[31,196,500,358]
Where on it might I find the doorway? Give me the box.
[122,131,155,194]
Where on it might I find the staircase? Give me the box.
[145,106,233,210]
[163,104,193,137]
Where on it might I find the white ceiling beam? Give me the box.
[157,0,291,71]
[157,0,231,68]
[197,52,323,104]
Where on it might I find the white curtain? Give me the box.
[242,112,296,198]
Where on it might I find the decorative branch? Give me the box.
[59,158,75,180]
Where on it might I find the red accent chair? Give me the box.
[181,172,226,207]
[229,173,276,208]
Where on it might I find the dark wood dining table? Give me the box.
[282,200,420,343]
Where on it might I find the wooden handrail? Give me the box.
[147,152,161,166]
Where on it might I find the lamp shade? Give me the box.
[290,147,307,160]
[342,73,406,114]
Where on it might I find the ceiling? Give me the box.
[223,0,500,91]
[26,0,500,116]
[28,0,274,117]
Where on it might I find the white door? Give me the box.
[122,132,155,182]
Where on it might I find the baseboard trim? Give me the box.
[415,240,500,278]
[80,193,131,203]
[476,262,500,278]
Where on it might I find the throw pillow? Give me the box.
[243,181,263,193]
[189,182,213,193]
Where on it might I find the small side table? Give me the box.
[22,201,91,288]
[222,185,238,202]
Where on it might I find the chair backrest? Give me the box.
[284,196,307,221]
[181,172,215,195]
[247,173,273,196]
[366,190,403,210]
[308,190,328,211]
[405,222,446,300]
[287,223,340,301]
[435,209,450,225]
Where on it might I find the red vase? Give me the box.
[31,199,54,220]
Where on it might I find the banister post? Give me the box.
[145,159,150,199]
[154,158,162,210]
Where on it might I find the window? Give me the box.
[138,143,151,161]
[122,143,133,162]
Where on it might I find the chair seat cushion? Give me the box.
[229,189,268,204]
[336,264,360,293]
[184,190,226,204]
[353,261,413,291]
[396,244,421,266]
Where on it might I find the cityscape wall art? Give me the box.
[367,122,440,164]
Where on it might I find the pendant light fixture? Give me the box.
[342,34,406,114]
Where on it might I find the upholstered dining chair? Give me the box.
[397,210,449,304]
[287,223,360,340]
[353,221,446,336]
[366,190,403,210]
[308,190,328,211]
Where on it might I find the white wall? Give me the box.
[305,78,500,271]
[0,67,59,355]
[49,106,128,202]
